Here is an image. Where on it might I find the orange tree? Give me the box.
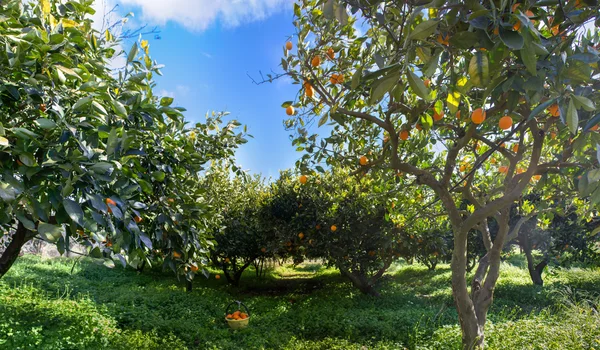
[0,0,246,279]
[203,165,272,286]
[278,0,600,347]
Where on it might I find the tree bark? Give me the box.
[339,267,381,297]
[0,223,32,279]
[524,247,547,286]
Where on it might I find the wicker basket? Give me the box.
[225,300,250,329]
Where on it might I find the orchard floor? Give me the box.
[1,255,600,350]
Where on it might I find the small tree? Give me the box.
[276,1,600,347]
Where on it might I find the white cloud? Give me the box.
[176,85,191,96]
[158,89,175,98]
[117,0,292,32]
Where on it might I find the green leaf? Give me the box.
[318,114,328,127]
[369,71,400,105]
[72,96,92,112]
[499,28,524,50]
[160,97,174,106]
[56,65,81,80]
[127,42,138,63]
[528,99,556,120]
[406,70,430,101]
[39,223,62,243]
[281,101,293,108]
[567,98,579,135]
[63,198,85,227]
[351,66,362,90]
[111,100,127,117]
[520,44,537,76]
[449,31,479,49]
[409,20,439,40]
[572,95,595,112]
[35,118,57,129]
[151,171,166,182]
[19,153,37,167]
[16,212,36,231]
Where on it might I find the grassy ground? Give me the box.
[1,255,599,349]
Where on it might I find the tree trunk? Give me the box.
[524,247,547,286]
[0,223,31,279]
[339,267,380,296]
[186,280,193,292]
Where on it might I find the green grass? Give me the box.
[1,255,599,349]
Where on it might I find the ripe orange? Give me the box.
[226,314,233,319]
[513,21,521,31]
[512,3,521,12]
[286,41,293,50]
[415,124,422,131]
[311,56,321,67]
[525,10,534,17]
[298,232,304,239]
[548,103,560,117]
[400,130,410,141]
[167,198,175,204]
[424,79,431,88]
[499,166,508,174]
[224,257,230,263]
[471,108,486,124]
[191,265,199,272]
[490,158,497,164]
[591,125,599,131]
[331,225,337,232]
[551,25,560,36]
[299,175,307,184]
[134,216,142,223]
[327,47,335,60]
[215,274,221,280]
[173,251,182,259]
[456,110,461,119]
[499,116,513,130]
[286,106,295,116]
[433,110,444,121]
[512,144,519,153]
[436,34,449,46]
[305,84,315,97]
[493,27,499,35]
[261,247,266,253]
[240,313,248,319]
[532,175,541,181]
[106,198,116,206]
[40,103,47,112]
[383,135,390,143]
[359,156,368,166]
[460,164,467,172]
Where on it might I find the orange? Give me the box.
[415,124,422,131]
[499,115,513,130]
[424,79,431,88]
[400,130,410,141]
[525,10,534,17]
[106,198,116,206]
[16,160,23,166]
[261,247,266,253]
[359,156,368,166]
[499,166,509,174]
[331,225,337,232]
[456,110,461,119]
[532,175,541,181]
[330,74,344,84]
[285,41,293,50]
[191,265,199,272]
[548,103,560,117]
[215,274,221,280]
[433,110,444,121]
[591,125,599,131]
[286,106,295,116]
[368,250,376,257]
[471,108,486,124]
[298,232,304,239]
[77,229,85,236]
[511,3,521,12]
[299,175,307,184]
[225,257,230,263]
[106,241,113,247]
[40,103,47,112]
[173,251,182,259]
[512,144,519,153]
[305,84,315,97]
[551,25,560,36]
[311,56,321,67]
[493,27,499,35]
[226,314,233,319]
[490,158,497,164]
[460,164,467,172]
[436,34,449,46]
[240,313,248,319]
[134,216,142,223]
[383,135,390,143]
[167,198,175,203]
[513,21,521,31]
[327,47,335,60]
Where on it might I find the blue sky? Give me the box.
[93,1,302,178]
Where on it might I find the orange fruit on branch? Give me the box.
[433,110,444,121]
[359,156,368,166]
[173,251,182,259]
[499,115,513,130]
[299,175,307,184]
[298,232,304,239]
[305,84,315,97]
[400,130,410,141]
[286,41,293,50]
[499,166,509,174]
[311,56,321,67]
[512,144,519,153]
[547,103,560,117]
[215,274,221,280]
[286,106,295,116]
[134,216,142,223]
[330,224,337,232]
[423,79,431,88]
[327,47,335,60]
[471,108,486,124]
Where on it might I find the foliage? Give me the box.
[0,0,246,279]
[2,255,600,349]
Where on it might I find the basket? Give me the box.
[225,300,250,329]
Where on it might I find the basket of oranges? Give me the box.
[225,300,250,329]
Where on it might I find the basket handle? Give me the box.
[225,300,250,316]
